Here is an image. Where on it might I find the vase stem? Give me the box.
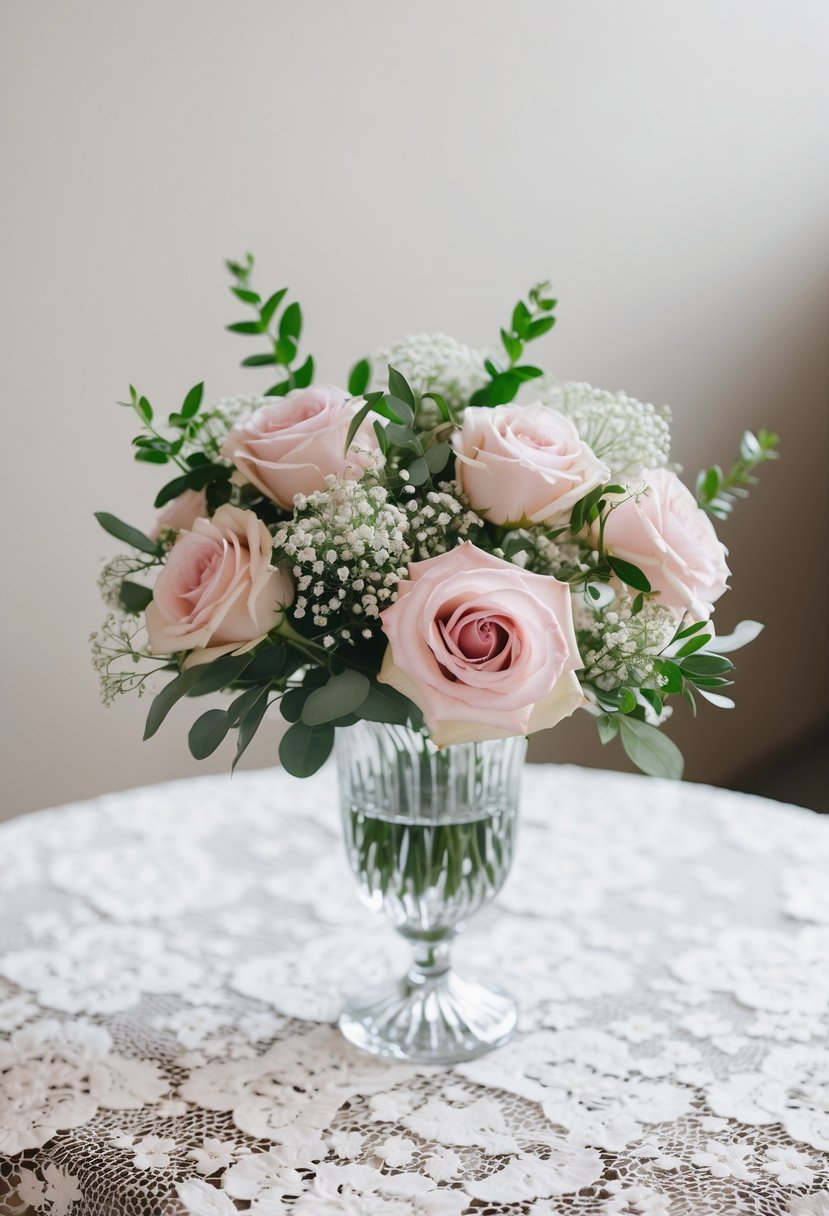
[407,936,452,982]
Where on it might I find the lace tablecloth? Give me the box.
[1,764,828,1216]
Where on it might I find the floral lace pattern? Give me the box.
[1,764,828,1214]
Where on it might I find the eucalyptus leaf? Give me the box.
[119,581,153,613]
[188,709,230,759]
[279,720,335,777]
[356,683,414,726]
[232,690,271,772]
[302,670,370,726]
[619,717,684,780]
[143,667,203,740]
[94,512,160,556]
[597,714,619,745]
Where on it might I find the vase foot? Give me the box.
[338,969,517,1065]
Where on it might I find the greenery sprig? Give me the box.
[226,253,314,395]
[468,281,556,407]
[696,428,779,520]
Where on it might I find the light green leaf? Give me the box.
[619,717,684,780]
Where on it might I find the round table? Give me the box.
[1,764,827,1215]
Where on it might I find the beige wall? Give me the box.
[2,0,828,819]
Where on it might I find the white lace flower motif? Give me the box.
[189,1136,242,1176]
[690,1139,756,1181]
[176,1178,239,1216]
[762,1146,819,1187]
[16,1163,83,1216]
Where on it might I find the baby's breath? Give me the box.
[372,333,488,411]
[90,615,167,705]
[97,552,161,613]
[405,482,484,560]
[575,593,677,692]
[540,380,672,479]
[273,477,412,645]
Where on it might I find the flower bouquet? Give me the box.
[93,255,777,1061]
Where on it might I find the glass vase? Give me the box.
[336,720,526,1064]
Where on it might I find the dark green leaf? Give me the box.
[181,382,204,419]
[232,287,260,305]
[119,580,153,613]
[631,592,644,615]
[94,512,160,556]
[137,395,153,423]
[348,358,372,397]
[385,422,420,451]
[674,619,708,641]
[302,669,370,726]
[153,463,231,509]
[681,653,733,678]
[619,717,684,780]
[188,709,230,759]
[279,301,302,341]
[260,288,288,328]
[500,329,523,362]
[655,659,683,694]
[186,653,257,697]
[227,685,269,726]
[227,320,264,335]
[387,366,415,409]
[640,688,664,715]
[241,353,278,368]
[607,556,652,594]
[232,690,270,772]
[279,687,308,723]
[344,399,375,453]
[421,391,456,424]
[674,633,713,659]
[293,355,314,388]
[356,682,414,726]
[243,644,287,682]
[383,394,415,425]
[135,449,170,465]
[279,720,335,777]
[144,667,203,740]
[485,371,521,406]
[511,365,544,382]
[265,379,291,397]
[511,300,531,337]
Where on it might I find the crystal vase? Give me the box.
[336,720,526,1064]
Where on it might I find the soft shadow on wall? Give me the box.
[530,266,829,813]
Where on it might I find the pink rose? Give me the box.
[378,541,584,747]
[453,403,610,526]
[221,384,377,509]
[603,468,730,619]
[149,488,207,541]
[146,504,293,666]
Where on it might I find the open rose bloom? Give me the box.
[378,543,585,747]
[94,267,776,779]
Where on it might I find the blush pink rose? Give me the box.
[221,384,377,509]
[146,504,293,666]
[603,468,730,619]
[453,403,610,526]
[378,541,584,747]
[149,488,207,541]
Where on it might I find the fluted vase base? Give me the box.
[339,967,517,1065]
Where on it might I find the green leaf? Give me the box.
[227,320,264,335]
[681,653,734,678]
[483,371,521,406]
[511,365,544,382]
[302,669,370,726]
[119,580,153,613]
[640,688,663,715]
[631,592,644,615]
[385,422,420,451]
[674,633,712,659]
[344,398,375,453]
[500,329,523,362]
[188,709,230,759]
[274,336,297,365]
[619,716,684,780]
[232,690,270,772]
[135,449,170,465]
[387,366,415,409]
[264,379,291,397]
[348,358,372,397]
[607,556,652,594]
[597,714,619,745]
[406,456,430,486]
[356,683,414,726]
[181,382,204,419]
[383,395,415,425]
[424,440,451,474]
[293,355,314,388]
[94,512,160,556]
[279,301,302,341]
[674,619,708,641]
[227,684,268,726]
[279,687,308,723]
[260,288,288,328]
[618,687,637,714]
[243,644,287,682]
[231,287,260,305]
[511,300,531,337]
[153,463,231,509]
[143,667,203,740]
[279,720,335,777]
[186,652,257,697]
[421,391,456,424]
[241,353,278,368]
[655,659,683,694]
[525,316,556,340]
[137,395,153,423]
